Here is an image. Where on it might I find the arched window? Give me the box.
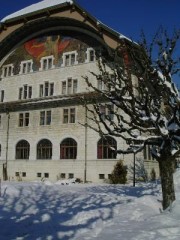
[37,139,52,159]
[60,138,77,159]
[16,140,30,159]
[97,137,117,159]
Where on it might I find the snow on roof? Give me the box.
[1,0,73,22]
[0,0,133,44]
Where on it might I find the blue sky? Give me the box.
[0,0,179,84]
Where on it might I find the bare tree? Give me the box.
[83,28,180,210]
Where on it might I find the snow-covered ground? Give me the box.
[0,171,180,240]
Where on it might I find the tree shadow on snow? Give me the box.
[0,182,129,240]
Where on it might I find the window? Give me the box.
[37,173,42,178]
[19,85,32,100]
[37,139,52,159]
[99,174,105,179]
[69,173,74,179]
[85,48,95,63]
[1,64,14,78]
[60,138,77,159]
[97,137,117,159]
[62,78,78,95]
[0,90,4,102]
[40,110,51,125]
[99,104,114,121]
[15,172,20,177]
[22,172,26,177]
[143,145,154,160]
[16,140,30,159]
[60,173,66,179]
[63,108,76,123]
[40,56,54,71]
[62,51,78,67]
[39,82,54,97]
[44,173,49,178]
[19,60,33,74]
[19,113,29,127]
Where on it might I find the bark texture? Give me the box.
[159,156,176,210]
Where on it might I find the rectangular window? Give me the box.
[68,78,72,94]
[63,108,76,124]
[63,109,69,123]
[24,85,28,99]
[99,174,105,179]
[39,84,44,97]
[2,64,13,77]
[25,113,29,126]
[28,86,32,99]
[62,79,78,95]
[19,112,29,127]
[19,85,32,100]
[44,173,49,178]
[37,173,42,177]
[63,51,78,67]
[60,173,66,179]
[50,83,54,96]
[62,81,66,94]
[73,79,77,94]
[22,172,26,177]
[39,82,54,97]
[19,88,23,100]
[68,173,74,179]
[19,113,24,127]
[40,111,45,125]
[41,56,54,70]
[46,111,51,125]
[1,90,4,102]
[89,49,95,62]
[40,110,51,125]
[15,172,20,177]
[70,108,75,123]
[45,82,49,97]
[20,60,33,74]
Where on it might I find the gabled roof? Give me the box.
[1,0,73,22]
[0,0,132,42]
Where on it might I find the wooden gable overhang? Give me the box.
[0,0,129,65]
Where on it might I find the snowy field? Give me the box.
[0,171,180,240]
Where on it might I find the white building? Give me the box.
[0,0,159,182]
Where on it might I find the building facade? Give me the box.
[0,0,159,182]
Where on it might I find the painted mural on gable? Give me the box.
[1,34,91,75]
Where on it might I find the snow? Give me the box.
[0,170,180,240]
[1,0,73,22]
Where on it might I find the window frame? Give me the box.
[19,60,33,74]
[97,136,117,159]
[16,140,30,159]
[37,139,52,159]
[63,108,76,124]
[60,138,77,159]
[62,51,78,67]
[39,55,55,71]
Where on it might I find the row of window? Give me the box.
[17,108,76,127]
[0,137,117,160]
[1,76,114,102]
[0,104,113,128]
[1,48,95,78]
[14,172,110,180]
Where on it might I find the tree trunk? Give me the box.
[159,156,176,210]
